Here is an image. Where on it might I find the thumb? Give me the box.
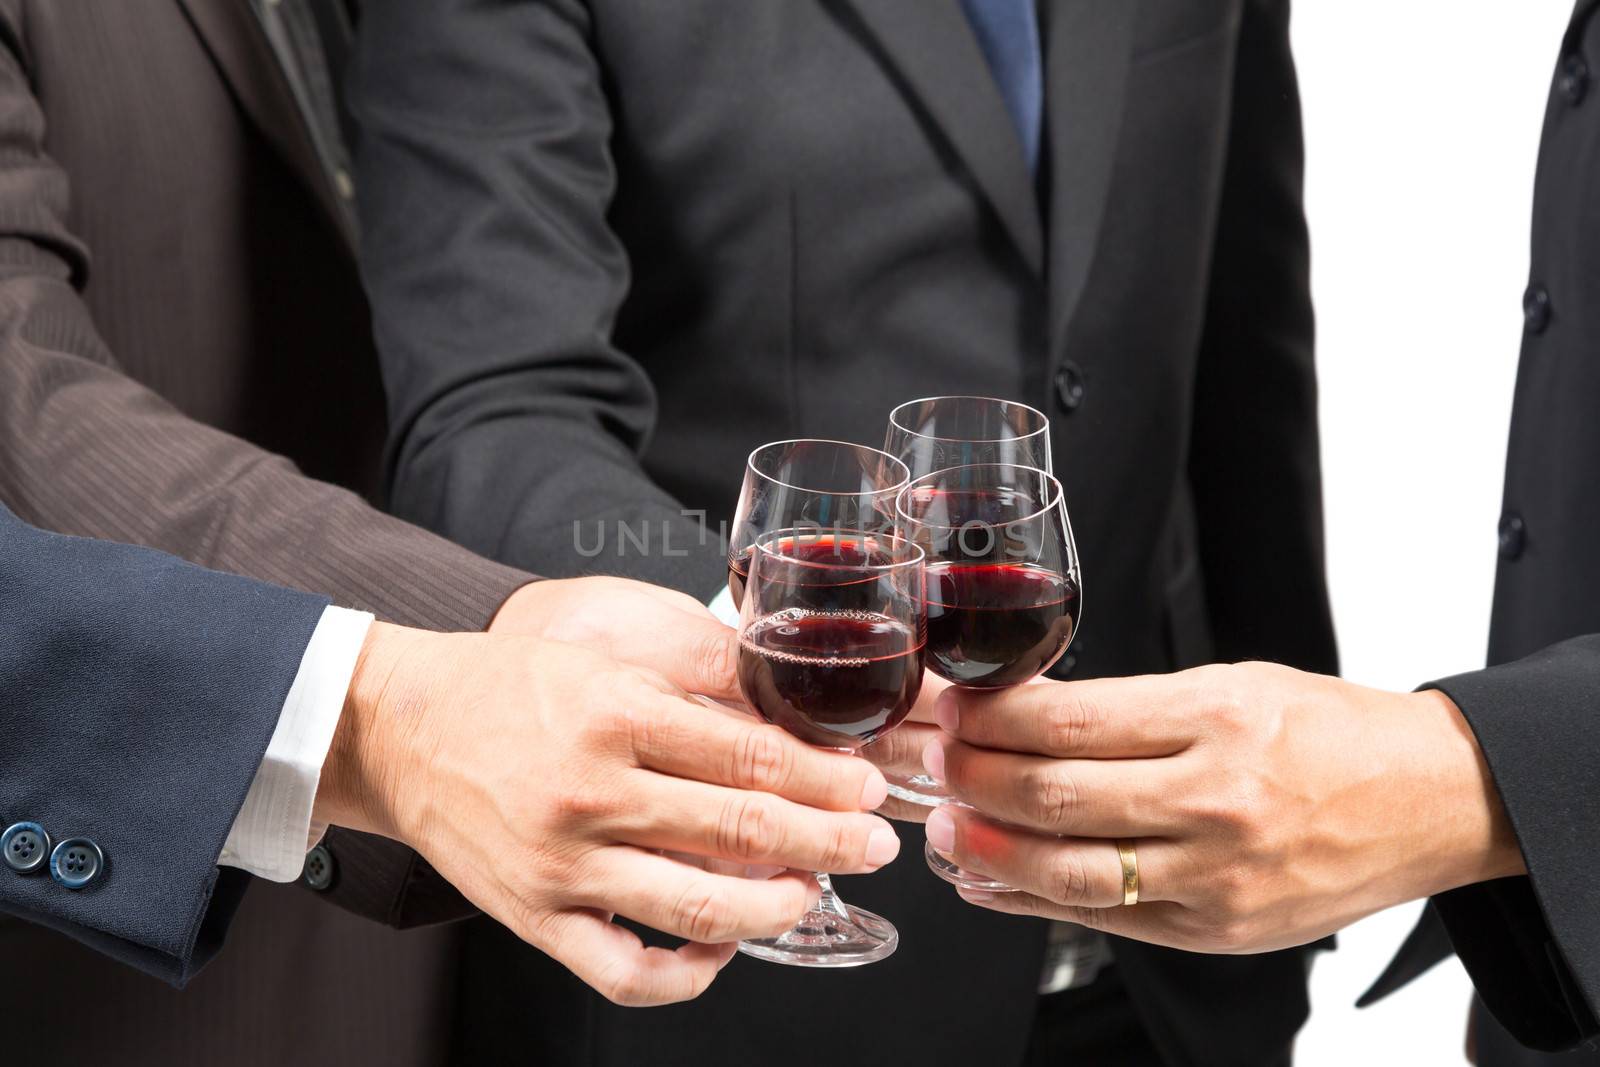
[635,612,743,703]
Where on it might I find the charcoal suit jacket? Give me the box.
[354,2,1339,1064]
[0,2,529,1064]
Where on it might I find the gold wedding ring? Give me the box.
[1116,839,1140,906]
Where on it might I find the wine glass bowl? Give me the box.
[737,531,925,749]
[884,395,1052,479]
[726,440,910,605]
[897,465,1079,688]
[735,527,926,967]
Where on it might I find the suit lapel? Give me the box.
[1042,0,1138,352]
[838,0,1044,274]
[173,0,353,248]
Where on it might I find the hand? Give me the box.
[860,672,954,824]
[491,577,743,701]
[315,623,900,1006]
[921,663,1525,953]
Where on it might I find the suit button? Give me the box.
[49,838,103,889]
[1524,285,1551,335]
[1,822,51,874]
[1054,362,1086,413]
[303,844,336,891]
[1561,54,1589,105]
[1498,513,1527,561]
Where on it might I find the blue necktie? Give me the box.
[959,0,1043,174]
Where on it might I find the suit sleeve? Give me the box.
[350,0,726,596]
[1186,0,1339,675]
[1416,638,1600,1051]
[0,16,529,929]
[0,503,329,985]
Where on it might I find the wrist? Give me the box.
[314,621,439,844]
[1407,688,1526,895]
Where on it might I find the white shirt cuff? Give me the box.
[218,605,374,882]
[708,584,739,626]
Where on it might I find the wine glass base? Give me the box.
[925,840,1018,893]
[885,772,949,807]
[738,902,899,967]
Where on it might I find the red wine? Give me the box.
[737,609,923,748]
[727,534,877,604]
[924,563,1077,688]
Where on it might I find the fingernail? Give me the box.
[865,826,901,868]
[958,888,996,905]
[806,877,823,910]
[925,806,955,854]
[859,770,889,810]
[921,737,946,782]
[745,864,784,880]
[717,946,739,970]
[934,690,959,733]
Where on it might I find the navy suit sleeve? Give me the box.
[0,503,330,985]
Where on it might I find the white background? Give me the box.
[1291,3,1574,1063]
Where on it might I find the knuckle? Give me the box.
[731,727,795,793]
[1200,861,1259,923]
[1044,696,1105,755]
[695,630,741,689]
[549,783,612,826]
[508,897,555,948]
[1029,767,1081,829]
[585,697,640,749]
[673,883,734,943]
[597,961,651,1007]
[612,699,662,755]
[1045,849,1094,906]
[1205,679,1251,734]
[818,818,863,872]
[720,795,783,860]
[1197,915,1251,953]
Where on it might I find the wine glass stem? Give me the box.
[814,872,853,921]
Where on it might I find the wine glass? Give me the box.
[895,464,1081,891]
[736,527,926,967]
[880,397,1052,804]
[884,395,1052,479]
[726,440,910,606]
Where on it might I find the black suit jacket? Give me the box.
[0,503,329,981]
[1361,2,1600,1057]
[354,1,1337,1063]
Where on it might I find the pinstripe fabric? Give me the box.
[0,3,532,1063]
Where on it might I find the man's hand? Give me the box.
[491,577,744,701]
[315,622,900,1006]
[921,663,1525,953]
[861,673,954,824]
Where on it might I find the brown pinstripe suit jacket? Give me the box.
[0,2,528,1063]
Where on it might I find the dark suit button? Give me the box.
[1524,285,1551,335]
[1561,54,1589,105]
[49,838,103,889]
[1054,362,1086,413]
[1498,513,1527,561]
[1,822,51,874]
[303,844,336,891]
